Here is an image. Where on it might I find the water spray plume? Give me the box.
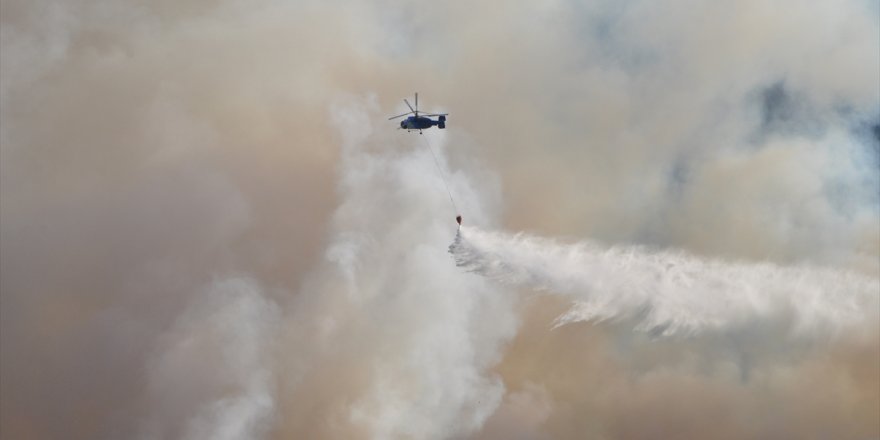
[450,227,879,337]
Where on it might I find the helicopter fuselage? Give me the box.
[400,115,446,131]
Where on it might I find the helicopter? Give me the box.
[388,93,448,134]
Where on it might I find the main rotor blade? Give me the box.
[388,111,414,120]
[420,113,448,117]
[415,93,418,112]
[404,99,415,113]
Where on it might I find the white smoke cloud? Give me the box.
[270,97,517,438]
[142,277,280,440]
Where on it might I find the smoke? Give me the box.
[265,98,517,438]
[450,227,879,337]
[142,278,280,440]
[2,0,878,439]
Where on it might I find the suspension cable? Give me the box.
[420,135,459,216]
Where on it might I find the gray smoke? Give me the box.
[2,0,878,439]
[141,277,280,440]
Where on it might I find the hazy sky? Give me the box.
[1,0,878,439]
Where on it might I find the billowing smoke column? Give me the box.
[450,227,879,338]
[142,278,280,440]
[267,97,516,439]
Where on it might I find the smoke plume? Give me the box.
[2,0,878,439]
